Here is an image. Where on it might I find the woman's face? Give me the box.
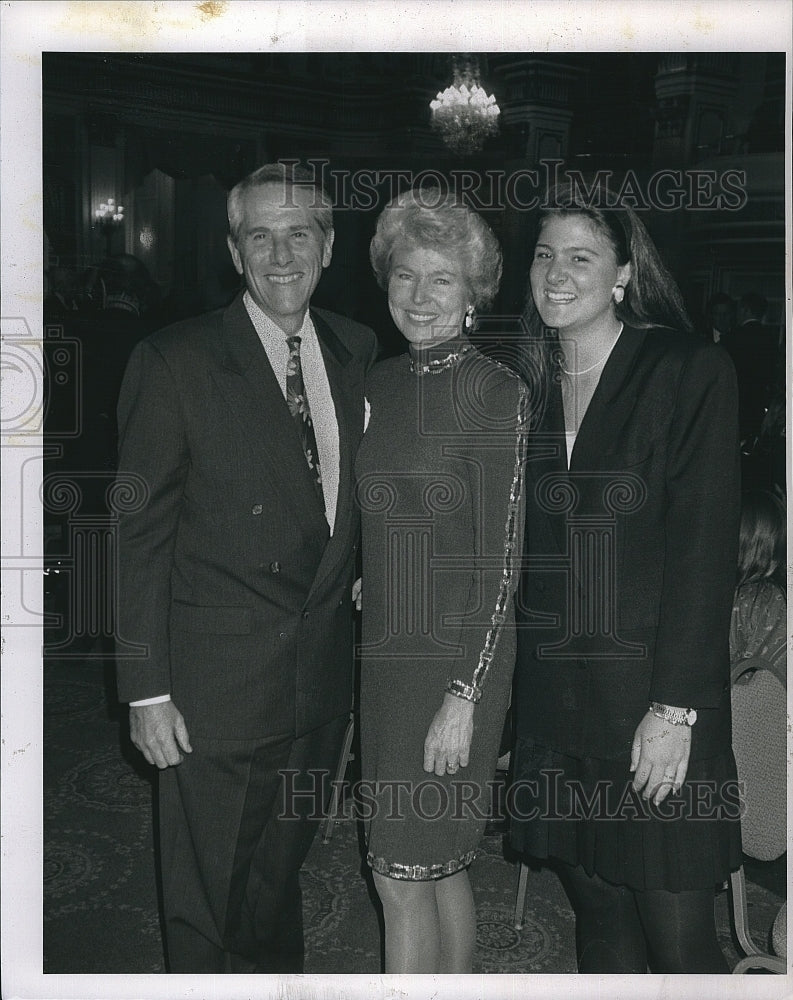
[387,242,471,347]
[529,214,631,338]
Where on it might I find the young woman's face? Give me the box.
[530,214,631,339]
[387,242,470,347]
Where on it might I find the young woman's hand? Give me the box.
[630,710,691,805]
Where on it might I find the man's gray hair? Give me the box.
[227,162,333,242]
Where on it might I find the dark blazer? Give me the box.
[115,293,378,739]
[515,325,740,760]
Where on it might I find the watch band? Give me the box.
[649,702,697,726]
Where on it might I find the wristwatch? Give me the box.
[649,702,697,726]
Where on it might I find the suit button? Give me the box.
[269,561,281,573]
[252,504,263,515]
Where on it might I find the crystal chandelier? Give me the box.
[430,57,500,155]
[94,197,125,255]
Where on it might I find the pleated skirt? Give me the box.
[509,738,743,891]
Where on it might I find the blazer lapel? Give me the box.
[212,295,328,538]
[569,325,648,471]
[526,380,569,556]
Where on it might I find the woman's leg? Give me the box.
[435,869,476,973]
[556,863,648,973]
[372,871,441,973]
[634,886,729,973]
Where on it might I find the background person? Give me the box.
[729,488,787,865]
[704,291,734,345]
[723,291,777,447]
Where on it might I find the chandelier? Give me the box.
[430,57,500,155]
[93,197,125,255]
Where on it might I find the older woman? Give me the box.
[511,187,742,973]
[355,188,535,973]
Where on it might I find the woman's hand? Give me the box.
[424,693,475,777]
[630,710,692,805]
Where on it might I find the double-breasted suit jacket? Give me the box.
[515,325,740,763]
[115,292,378,739]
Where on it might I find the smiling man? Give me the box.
[115,163,377,973]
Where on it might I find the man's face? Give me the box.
[227,183,333,335]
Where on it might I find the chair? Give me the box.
[505,748,532,931]
[514,860,530,930]
[730,870,787,973]
[321,712,355,844]
[728,665,787,973]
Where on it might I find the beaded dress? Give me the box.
[356,340,528,879]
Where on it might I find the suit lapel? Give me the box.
[211,295,328,539]
[307,310,364,599]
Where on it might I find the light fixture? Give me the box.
[430,56,500,155]
[139,227,155,251]
[93,198,125,255]
[94,197,125,224]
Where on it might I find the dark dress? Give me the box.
[510,326,743,891]
[356,342,528,879]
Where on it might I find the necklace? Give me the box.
[409,344,474,376]
[559,324,623,376]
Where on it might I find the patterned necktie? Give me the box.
[285,335,325,510]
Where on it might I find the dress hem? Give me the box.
[366,848,478,881]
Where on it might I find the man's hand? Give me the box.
[630,710,691,805]
[423,693,474,777]
[352,577,362,611]
[130,701,192,769]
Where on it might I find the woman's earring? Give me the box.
[464,305,475,330]
[612,284,625,304]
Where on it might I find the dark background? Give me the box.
[43,51,786,350]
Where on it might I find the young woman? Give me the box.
[510,187,742,973]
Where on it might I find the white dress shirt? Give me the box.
[242,291,340,534]
[130,293,340,708]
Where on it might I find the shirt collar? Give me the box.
[243,290,316,347]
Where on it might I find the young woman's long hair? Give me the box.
[516,181,694,410]
[736,489,787,592]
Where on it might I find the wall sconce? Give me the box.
[138,227,155,252]
[94,198,125,255]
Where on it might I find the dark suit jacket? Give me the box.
[115,293,378,740]
[515,326,740,760]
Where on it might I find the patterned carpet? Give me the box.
[43,658,785,976]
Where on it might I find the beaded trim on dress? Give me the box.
[367,848,479,881]
[408,343,475,375]
[447,379,530,699]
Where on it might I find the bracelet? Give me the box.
[649,702,697,726]
[446,679,482,703]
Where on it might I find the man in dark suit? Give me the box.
[703,291,734,345]
[115,162,378,973]
[722,291,776,445]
